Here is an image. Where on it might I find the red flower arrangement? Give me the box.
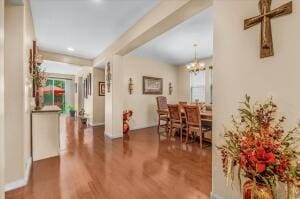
[218,95,300,198]
[123,110,133,134]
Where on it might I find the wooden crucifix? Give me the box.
[244,0,292,58]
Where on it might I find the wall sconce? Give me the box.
[128,78,133,95]
[168,82,173,95]
[106,62,112,93]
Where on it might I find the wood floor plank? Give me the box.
[6,116,212,199]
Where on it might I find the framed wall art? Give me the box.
[142,76,163,95]
[99,82,105,96]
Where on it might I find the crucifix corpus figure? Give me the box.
[244,0,292,58]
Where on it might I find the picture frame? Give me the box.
[142,76,163,95]
[98,82,105,96]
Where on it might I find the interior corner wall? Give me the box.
[0,0,5,197]
[213,0,300,198]
[4,2,25,184]
[92,68,105,126]
[177,57,213,103]
[122,55,179,130]
[78,67,93,124]
[4,0,36,187]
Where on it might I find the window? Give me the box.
[43,79,66,112]
[190,71,206,103]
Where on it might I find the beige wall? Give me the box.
[4,0,36,187]
[0,0,4,197]
[4,2,25,184]
[177,57,213,103]
[122,55,178,130]
[213,0,300,198]
[92,68,105,125]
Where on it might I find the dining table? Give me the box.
[160,104,213,143]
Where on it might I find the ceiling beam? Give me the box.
[40,51,93,67]
[93,0,212,66]
[8,0,23,5]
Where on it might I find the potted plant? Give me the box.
[67,105,76,117]
[79,108,87,125]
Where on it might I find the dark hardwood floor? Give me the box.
[6,116,212,199]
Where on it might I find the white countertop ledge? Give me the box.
[32,105,61,113]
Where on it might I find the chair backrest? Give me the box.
[205,104,212,111]
[167,104,181,122]
[183,105,201,127]
[179,101,187,105]
[156,96,168,110]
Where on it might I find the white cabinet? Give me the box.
[32,106,60,161]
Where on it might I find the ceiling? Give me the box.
[41,60,82,75]
[130,7,213,66]
[30,0,158,59]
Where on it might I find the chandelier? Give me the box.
[186,44,205,74]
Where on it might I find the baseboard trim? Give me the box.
[104,132,123,139]
[131,124,156,131]
[5,157,32,192]
[89,122,104,127]
[104,125,156,139]
[211,192,223,199]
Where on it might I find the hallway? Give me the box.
[6,117,212,199]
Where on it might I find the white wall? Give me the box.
[177,57,213,103]
[122,55,179,130]
[213,0,300,198]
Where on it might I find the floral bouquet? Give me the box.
[31,65,47,88]
[218,95,300,199]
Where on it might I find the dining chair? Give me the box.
[203,104,212,111]
[201,104,212,131]
[156,96,169,134]
[167,104,184,143]
[183,105,204,148]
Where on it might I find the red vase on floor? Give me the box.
[123,122,129,134]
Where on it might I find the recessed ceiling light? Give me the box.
[67,47,75,52]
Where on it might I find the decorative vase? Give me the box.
[243,180,274,199]
[80,117,87,125]
[35,89,41,110]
